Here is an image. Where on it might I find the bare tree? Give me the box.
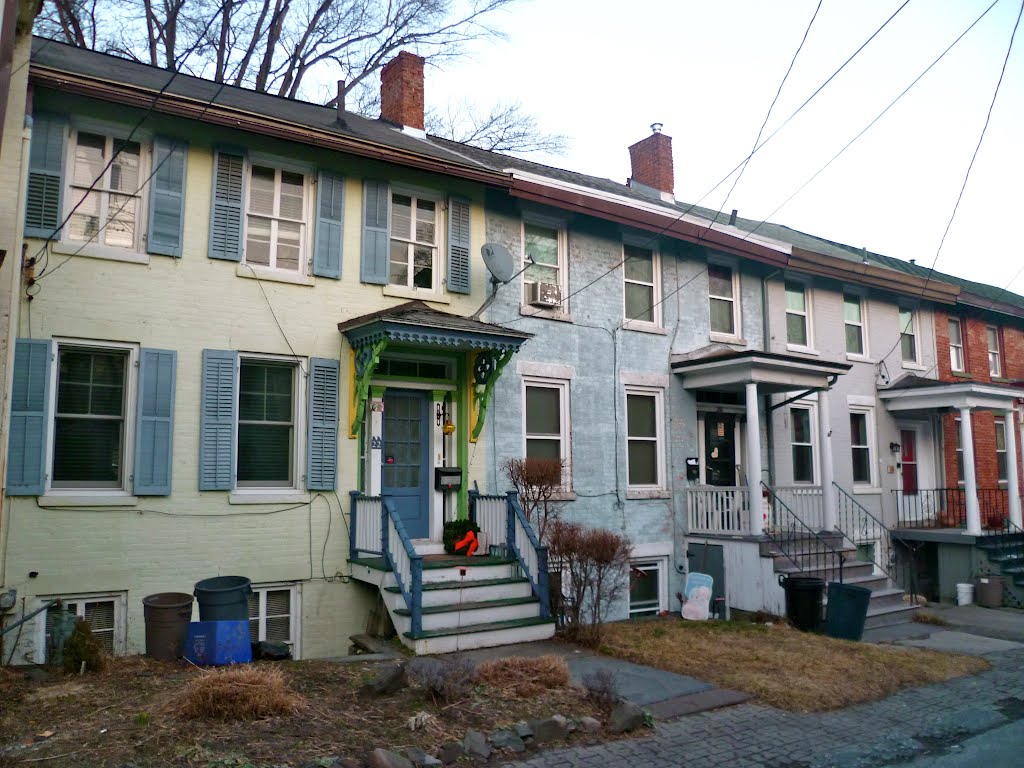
[428,99,568,156]
[502,456,564,543]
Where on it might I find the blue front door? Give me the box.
[382,389,430,539]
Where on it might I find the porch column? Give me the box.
[745,381,763,536]
[1005,408,1022,528]
[368,386,386,496]
[959,407,982,536]
[818,387,836,532]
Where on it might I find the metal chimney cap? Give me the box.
[651,122,664,134]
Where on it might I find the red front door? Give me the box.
[900,430,918,495]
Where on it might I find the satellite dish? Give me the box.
[481,242,515,284]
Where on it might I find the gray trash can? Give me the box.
[824,582,872,641]
[142,592,194,661]
[193,576,252,621]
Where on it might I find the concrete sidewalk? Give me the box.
[863,604,1024,655]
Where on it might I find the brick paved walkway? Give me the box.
[502,648,1024,768]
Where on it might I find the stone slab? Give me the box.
[895,629,1023,656]
[645,688,751,720]
[566,655,712,706]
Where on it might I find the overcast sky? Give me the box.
[426,0,1023,297]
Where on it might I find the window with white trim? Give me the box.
[39,593,127,662]
[996,419,1008,484]
[248,583,300,657]
[955,418,965,484]
[785,281,811,348]
[844,295,866,356]
[791,406,814,483]
[523,377,570,484]
[66,131,146,250]
[987,326,1002,377]
[522,220,567,304]
[51,342,136,491]
[245,165,309,273]
[625,387,664,489]
[899,309,918,364]
[237,357,301,489]
[390,192,439,289]
[623,244,660,326]
[629,558,667,616]
[850,409,874,486]
[708,264,739,337]
[949,318,965,373]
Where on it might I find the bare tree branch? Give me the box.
[427,99,569,156]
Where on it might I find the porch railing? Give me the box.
[686,487,751,535]
[771,486,824,531]
[894,488,1010,529]
[763,482,845,584]
[469,490,551,619]
[381,497,423,637]
[349,491,384,558]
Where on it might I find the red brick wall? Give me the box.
[628,132,674,195]
[380,51,424,130]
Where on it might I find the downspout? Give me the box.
[761,269,782,486]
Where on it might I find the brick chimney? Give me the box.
[380,51,424,130]
[628,123,674,197]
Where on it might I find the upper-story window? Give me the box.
[245,166,309,273]
[237,357,299,489]
[949,318,965,372]
[790,405,814,483]
[899,309,918,364]
[625,387,665,489]
[996,418,1008,483]
[844,295,866,356]
[708,264,739,338]
[67,131,145,250]
[785,281,811,349]
[523,376,570,487]
[987,326,1002,377]
[522,221,566,309]
[623,243,661,327]
[390,193,438,289]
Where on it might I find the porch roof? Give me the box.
[338,301,532,352]
[670,349,850,393]
[879,375,1022,413]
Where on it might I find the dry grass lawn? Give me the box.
[600,617,989,713]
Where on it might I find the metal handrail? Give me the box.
[762,481,845,584]
[381,497,423,637]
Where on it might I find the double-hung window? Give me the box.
[987,326,1002,377]
[245,165,308,273]
[949,318,965,372]
[623,244,660,326]
[39,593,127,663]
[955,418,965,484]
[67,131,144,250]
[708,264,739,338]
[791,406,814,483]
[899,309,918,364]
[850,410,873,485]
[523,220,566,307]
[625,387,664,489]
[523,377,570,484]
[629,558,667,616]
[785,281,810,349]
[237,358,299,489]
[844,295,866,356]
[248,583,300,657]
[996,419,1008,484]
[389,192,438,289]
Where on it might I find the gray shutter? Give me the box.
[147,138,187,257]
[360,179,389,284]
[24,114,67,239]
[134,349,177,495]
[7,339,53,495]
[307,357,339,490]
[314,172,344,278]
[199,349,237,490]
[208,151,244,261]
[447,197,471,294]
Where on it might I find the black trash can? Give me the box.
[779,574,825,632]
[142,592,194,661]
[194,576,252,622]
[824,582,872,641]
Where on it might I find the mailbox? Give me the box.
[686,457,700,482]
[435,467,463,492]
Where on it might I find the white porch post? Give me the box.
[368,386,385,496]
[818,387,836,532]
[745,381,763,536]
[959,406,982,536]
[1005,407,1022,528]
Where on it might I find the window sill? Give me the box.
[237,264,315,287]
[902,362,927,372]
[846,353,875,364]
[383,285,451,304]
[51,240,149,265]
[709,332,746,346]
[229,491,311,505]
[852,486,882,496]
[38,494,138,507]
[622,320,667,335]
[951,371,973,379]
[786,345,819,356]
[626,489,671,500]
[550,490,576,502]
[992,376,1010,384]
[519,306,574,323]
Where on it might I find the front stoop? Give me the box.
[350,553,555,654]
[977,532,1024,607]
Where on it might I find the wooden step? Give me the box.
[383,576,534,608]
[393,596,542,632]
[394,595,539,616]
[401,615,556,655]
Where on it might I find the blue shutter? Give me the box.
[147,138,187,257]
[7,339,52,495]
[199,349,237,490]
[314,172,344,278]
[307,357,339,490]
[360,179,389,284]
[24,114,67,238]
[447,197,471,294]
[208,151,244,261]
[134,349,177,495]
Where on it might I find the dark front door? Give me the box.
[704,414,737,486]
[382,389,430,539]
[900,429,918,495]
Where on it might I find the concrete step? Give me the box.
[393,596,542,632]
[863,603,920,630]
[842,573,891,592]
[402,616,556,655]
[865,586,908,610]
[776,560,875,582]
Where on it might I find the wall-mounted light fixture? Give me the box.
[889,441,901,454]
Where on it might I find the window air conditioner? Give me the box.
[527,281,562,308]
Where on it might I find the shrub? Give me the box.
[62,618,106,673]
[582,667,620,713]
[407,656,477,704]
[442,519,481,555]
[475,654,569,698]
[167,667,305,720]
[503,457,564,543]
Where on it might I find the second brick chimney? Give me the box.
[628,124,674,198]
[380,51,425,130]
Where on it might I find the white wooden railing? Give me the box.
[771,486,824,531]
[472,494,509,549]
[382,497,423,635]
[349,492,384,557]
[686,487,751,535]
